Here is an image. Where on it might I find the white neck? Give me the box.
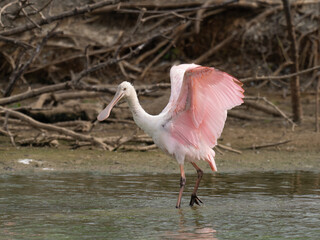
[126,87,155,135]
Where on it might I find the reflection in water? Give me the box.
[0,171,319,239]
[163,209,218,240]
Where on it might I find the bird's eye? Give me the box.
[123,87,127,91]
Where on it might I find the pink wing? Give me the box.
[161,64,199,114]
[165,66,244,149]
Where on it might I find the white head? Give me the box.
[97,81,134,121]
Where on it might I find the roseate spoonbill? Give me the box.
[97,64,244,208]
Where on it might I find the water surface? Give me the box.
[1,171,319,239]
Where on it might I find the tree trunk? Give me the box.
[282,0,303,123]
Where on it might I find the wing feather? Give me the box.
[161,64,199,114]
[165,66,244,148]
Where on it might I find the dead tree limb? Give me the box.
[282,0,302,123]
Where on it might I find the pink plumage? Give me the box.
[161,64,244,171]
[97,63,244,208]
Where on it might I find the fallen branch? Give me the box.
[217,143,242,154]
[246,140,292,150]
[0,106,111,150]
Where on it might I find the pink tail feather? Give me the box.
[206,151,217,172]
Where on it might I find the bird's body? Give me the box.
[98,64,244,208]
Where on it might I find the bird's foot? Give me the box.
[189,194,203,206]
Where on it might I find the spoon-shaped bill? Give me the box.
[97,89,124,121]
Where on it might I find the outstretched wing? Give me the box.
[161,64,199,115]
[165,66,244,149]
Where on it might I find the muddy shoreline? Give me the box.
[1,146,319,174]
[1,115,319,174]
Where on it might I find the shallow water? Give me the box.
[1,171,319,240]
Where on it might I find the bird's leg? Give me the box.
[176,164,186,209]
[189,162,204,206]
